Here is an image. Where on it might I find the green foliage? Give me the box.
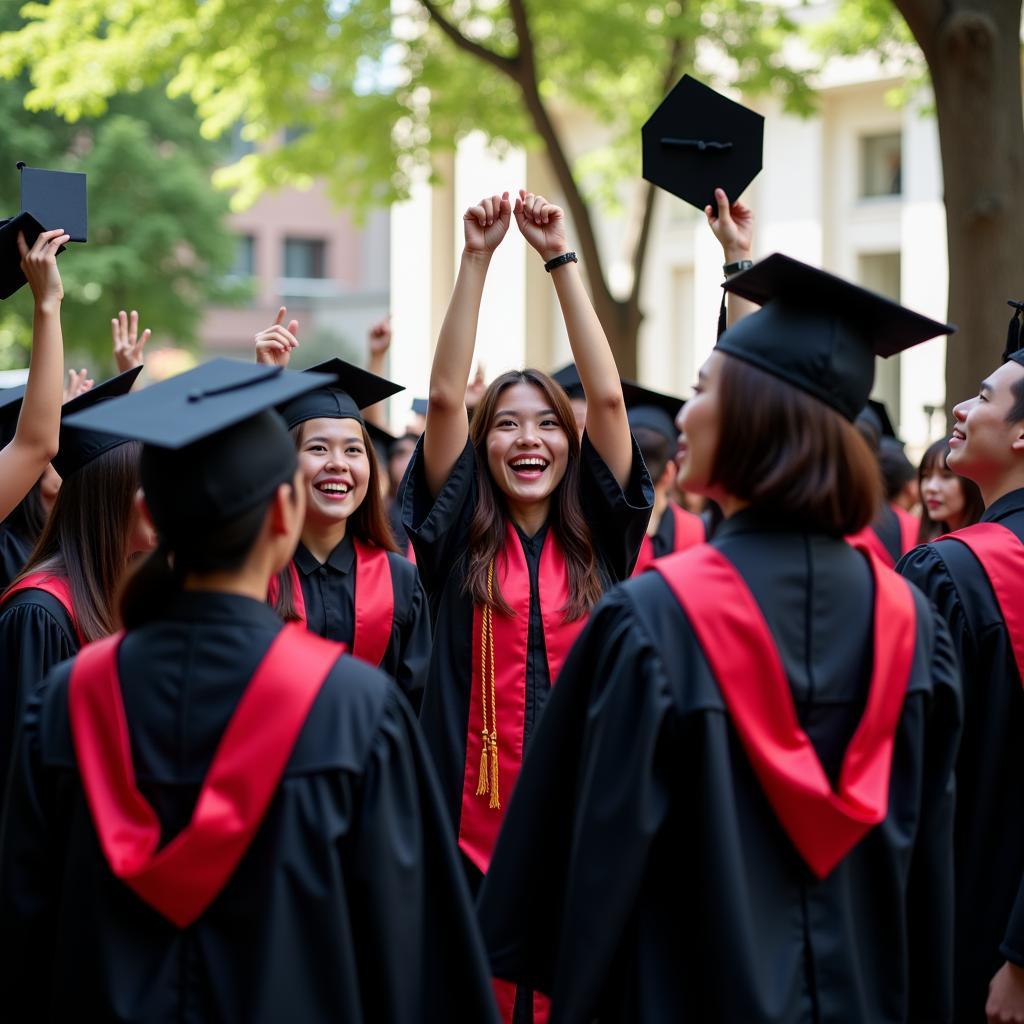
[0,4,240,371]
[0,0,817,226]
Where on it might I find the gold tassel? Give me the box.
[476,561,501,809]
[488,731,500,809]
[476,729,490,796]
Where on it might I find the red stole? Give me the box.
[268,539,394,667]
[69,623,343,928]
[653,540,916,878]
[2,570,82,643]
[459,523,587,876]
[631,503,705,577]
[940,522,1024,683]
[846,505,919,568]
[892,503,920,555]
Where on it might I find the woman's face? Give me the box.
[485,382,570,508]
[297,417,371,528]
[921,457,968,529]
[676,351,724,500]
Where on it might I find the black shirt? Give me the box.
[0,590,498,1023]
[480,509,961,1023]
[290,534,430,711]
[898,486,1024,1019]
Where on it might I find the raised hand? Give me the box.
[705,187,754,262]
[63,368,93,403]
[111,309,151,373]
[514,190,569,262]
[256,306,300,367]
[17,229,69,312]
[463,192,512,257]
[368,315,392,357]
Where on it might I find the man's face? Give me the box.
[947,360,1024,486]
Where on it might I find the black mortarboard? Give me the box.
[858,398,896,440]
[0,165,88,300]
[411,397,428,417]
[365,421,397,465]
[642,75,764,213]
[551,363,585,400]
[1004,300,1024,365]
[0,385,26,449]
[622,380,683,445]
[64,359,334,536]
[52,366,142,479]
[279,357,404,430]
[717,254,955,421]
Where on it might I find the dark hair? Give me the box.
[916,438,985,543]
[272,419,398,622]
[710,356,881,536]
[633,426,672,484]
[465,369,601,621]
[1008,375,1024,424]
[4,478,48,549]
[13,442,142,643]
[878,440,916,501]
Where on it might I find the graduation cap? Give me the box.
[550,363,584,401]
[642,75,764,213]
[622,380,683,445]
[278,357,404,430]
[365,421,397,465]
[52,367,142,479]
[718,254,955,421]
[64,359,335,535]
[0,385,26,449]
[0,164,88,300]
[1004,300,1024,365]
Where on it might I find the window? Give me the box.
[230,234,256,277]
[283,238,327,279]
[860,133,902,198]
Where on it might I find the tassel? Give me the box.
[476,730,490,796]
[488,732,501,809]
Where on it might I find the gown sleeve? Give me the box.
[343,689,499,1023]
[0,598,76,796]
[390,563,432,716]
[478,585,673,1007]
[579,431,654,581]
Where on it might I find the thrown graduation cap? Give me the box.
[622,380,683,445]
[0,385,26,449]
[278,356,404,430]
[0,164,88,300]
[643,75,764,212]
[551,363,585,400]
[718,253,955,421]
[52,366,142,479]
[64,359,335,535]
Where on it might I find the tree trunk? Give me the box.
[898,1,1024,414]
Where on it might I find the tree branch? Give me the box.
[416,0,518,76]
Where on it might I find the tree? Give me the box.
[0,7,241,371]
[816,0,1024,408]
[0,0,814,377]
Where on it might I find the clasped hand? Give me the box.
[464,189,568,263]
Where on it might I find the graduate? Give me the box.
[478,253,961,1024]
[623,381,705,573]
[897,308,1024,1022]
[261,346,431,710]
[915,438,983,543]
[0,367,148,794]
[0,359,497,1023]
[403,190,652,1022]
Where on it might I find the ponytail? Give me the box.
[117,543,180,631]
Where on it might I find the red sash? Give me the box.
[268,539,394,667]
[892,504,919,555]
[631,503,706,577]
[1,571,82,643]
[69,623,344,928]
[654,541,916,878]
[846,506,918,569]
[941,522,1024,684]
[459,523,587,876]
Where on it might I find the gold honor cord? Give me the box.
[475,560,501,809]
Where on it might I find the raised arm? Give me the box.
[364,315,392,428]
[515,190,632,487]
[0,230,69,522]
[705,188,758,327]
[423,192,510,497]
[255,306,299,367]
[111,309,150,389]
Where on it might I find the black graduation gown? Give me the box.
[479,510,962,1024]
[290,534,430,711]
[897,486,1024,1020]
[0,587,78,798]
[0,591,498,1024]
[401,432,653,882]
[0,520,33,591]
[388,496,411,556]
[873,502,904,564]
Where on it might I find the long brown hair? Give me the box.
[465,369,601,621]
[710,356,881,536]
[916,438,985,543]
[12,442,142,643]
[272,418,398,621]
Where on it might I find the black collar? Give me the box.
[163,590,283,630]
[294,534,356,576]
[981,486,1024,524]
